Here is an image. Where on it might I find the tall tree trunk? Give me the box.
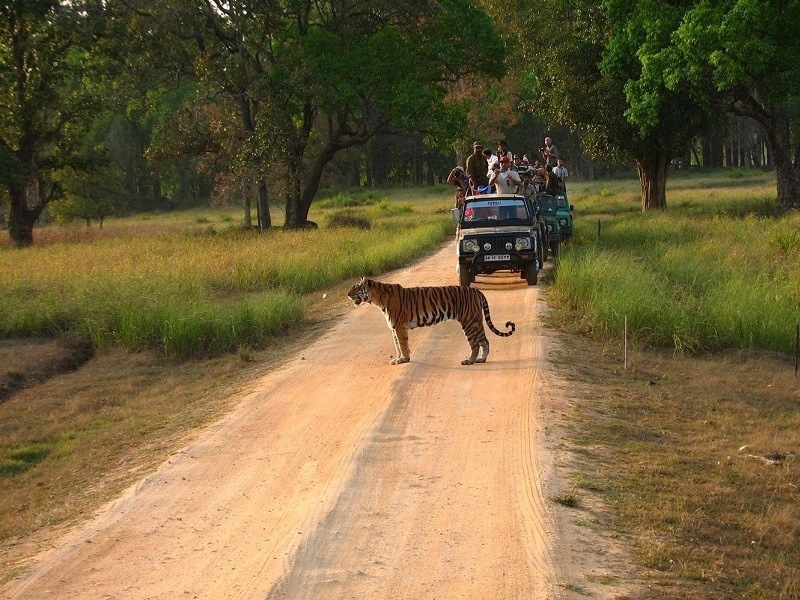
[238,96,271,229]
[762,105,799,208]
[636,151,670,210]
[242,175,252,228]
[794,133,800,181]
[286,146,337,229]
[257,179,271,230]
[347,150,360,187]
[7,180,43,247]
[284,163,304,229]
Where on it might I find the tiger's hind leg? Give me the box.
[460,323,488,365]
[475,328,490,363]
[390,326,411,365]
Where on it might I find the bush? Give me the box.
[326,211,372,229]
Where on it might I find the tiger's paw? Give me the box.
[391,357,410,365]
[475,357,487,363]
[461,358,476,365]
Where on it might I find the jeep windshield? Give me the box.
[461,197,531,229]
[537,194,567,213]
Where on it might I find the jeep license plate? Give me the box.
[485,254,511,261]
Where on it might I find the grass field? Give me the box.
[552,169,798,355]
[1,170,799,596]
[548,169,800,598]
[0,187,454,359]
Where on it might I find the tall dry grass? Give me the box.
[551,170,799,354]
[0,192,454,358]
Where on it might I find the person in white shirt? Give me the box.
[488,156,522,194]
[553,157,568,190]
[484,148,498,177]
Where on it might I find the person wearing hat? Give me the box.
[489,156,522,194]
[465,142,490,193]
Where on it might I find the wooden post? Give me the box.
[624,316,628,372]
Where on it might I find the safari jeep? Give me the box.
[535,192,572,255]
[452,194,543,287]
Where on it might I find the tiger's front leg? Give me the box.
[390,325,411,364]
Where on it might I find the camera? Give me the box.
[540,147,546,153]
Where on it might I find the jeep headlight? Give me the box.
[515,237,530,251]
[559,218,568,226]
[546,223,554,232]
[463,239,480,253]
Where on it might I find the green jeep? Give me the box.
[535,193,571,256]
[556,192,574,240]
[452,194,544,287]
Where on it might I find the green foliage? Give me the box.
[50,166,132,226]
[0,444,52,477]
[0,0,105,243]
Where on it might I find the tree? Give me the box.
[0,0,100,246]
[669,0,800,207]
[49,165,132,227]
[99,2,213,212]
[142,0,502,229]
[512,0,711,210]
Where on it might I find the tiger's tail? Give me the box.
[479,291,515,337]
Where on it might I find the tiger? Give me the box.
[347,276,515,365]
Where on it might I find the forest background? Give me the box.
[3,0,800,247]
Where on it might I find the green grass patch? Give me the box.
[1,189,454,359]
[0,443,52,477]
[551,170,799,355]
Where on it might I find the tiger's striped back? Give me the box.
[347,277,514,365]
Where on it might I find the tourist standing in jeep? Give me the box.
[489,157,522,194]
[541,136,559,168]
[466,141,490,194]
[553,157,569,191]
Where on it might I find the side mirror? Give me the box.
[569,205,574,212]
[450,207,462,222]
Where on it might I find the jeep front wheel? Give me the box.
[458,264,472,287]
[524,262,538,285]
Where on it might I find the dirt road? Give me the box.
[3,245,633,599]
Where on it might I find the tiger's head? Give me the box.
[347,276,373,306]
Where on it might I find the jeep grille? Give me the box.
[475,236,516,252]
